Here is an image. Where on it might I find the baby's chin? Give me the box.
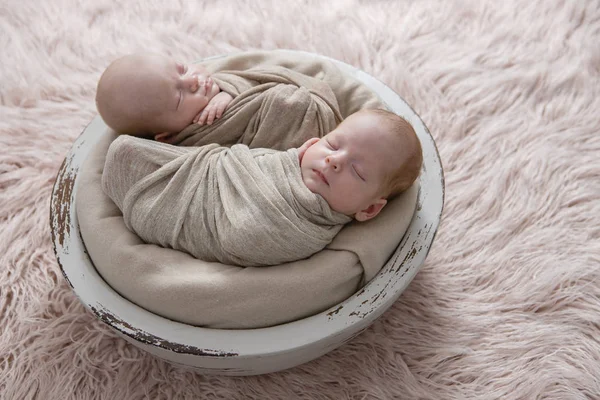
[301,173,321,196]
[301,176,338,211]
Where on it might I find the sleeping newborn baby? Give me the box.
[95,53,234,140]
[101,109,423,267]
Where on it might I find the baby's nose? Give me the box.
[325,155,341,171]
[186,75,200,92]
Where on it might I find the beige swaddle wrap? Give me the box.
[167,66,343,150]
[102,136,351,267]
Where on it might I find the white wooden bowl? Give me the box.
[50,50,444,376]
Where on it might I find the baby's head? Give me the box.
[299,109,422,221]
[96,53,220,135]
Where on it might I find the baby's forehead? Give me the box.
[113,55,169,81]
[332,118,395,142]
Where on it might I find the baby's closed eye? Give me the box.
[353,165,365,181]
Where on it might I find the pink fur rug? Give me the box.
[2,0,599,398]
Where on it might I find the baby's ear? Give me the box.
[154,132,177,143]
[355,198,387,222]
[298,137,320,163]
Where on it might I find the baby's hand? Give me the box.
[194,92,233,126]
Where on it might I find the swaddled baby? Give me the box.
[97,55,423,267]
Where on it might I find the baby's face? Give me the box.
[116,54,220,133]
[300,112,399,219]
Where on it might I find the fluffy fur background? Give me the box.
[1,0,599,399]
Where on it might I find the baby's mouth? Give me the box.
[314,169,329,185]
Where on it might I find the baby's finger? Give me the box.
[207,106,218,125]
[215,102,226,119]
[193,109,203,124]
[197,79,207,96]
[197,108,209,125]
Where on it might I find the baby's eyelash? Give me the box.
[353,165,365,181]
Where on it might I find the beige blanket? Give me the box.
[77,50,418,328]
[102,136,351,267]
[171,66,343,150]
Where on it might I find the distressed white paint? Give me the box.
[50,50,444,376]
